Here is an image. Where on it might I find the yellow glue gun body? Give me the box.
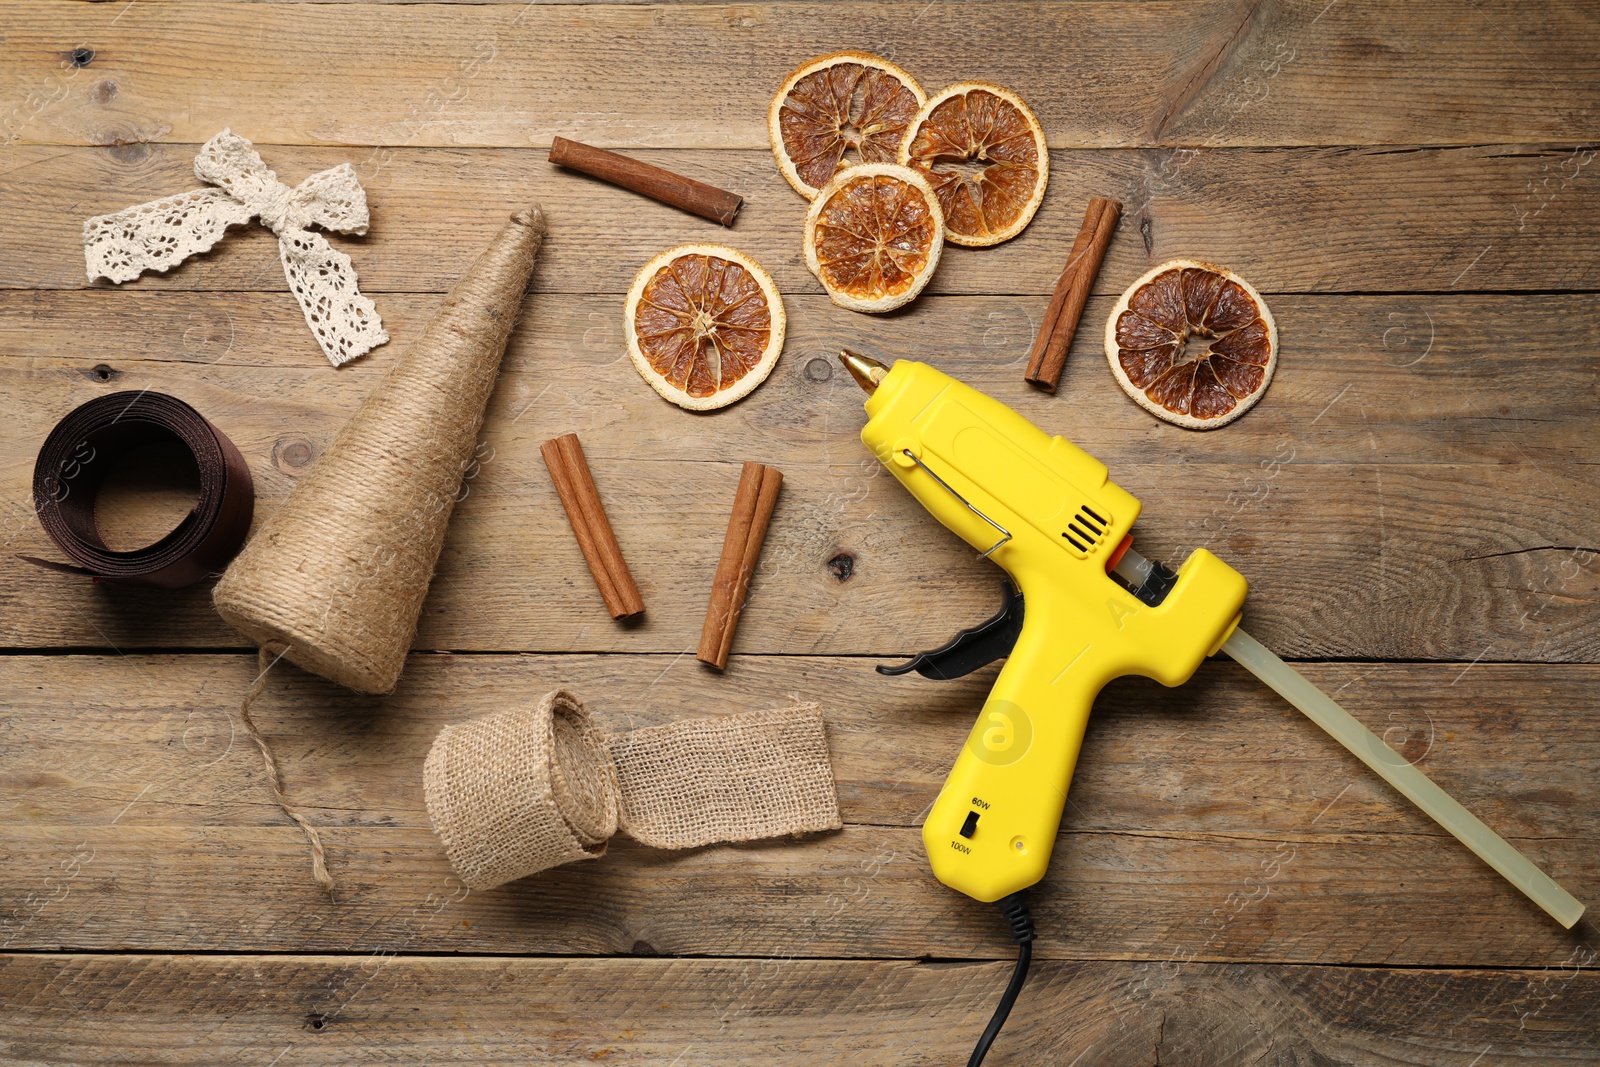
[858,360,1248,902]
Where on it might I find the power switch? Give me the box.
[959,811,980,839]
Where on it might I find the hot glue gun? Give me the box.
[837,351,1584,1066]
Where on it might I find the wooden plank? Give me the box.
[3,291,1593,468]
[2,954,1597,1065]
[4,822,1591,964]
[0,654,1591,962]
[6,654,1593,838]
[1,452,1593,660]
[0,296,1594,658]
[6,2,1597,149]
[4,143,1597,296]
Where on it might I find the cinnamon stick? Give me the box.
[1024,197,1122,392]
[698,461,783,671]
[549,136,744,227]
[540,433,645,620]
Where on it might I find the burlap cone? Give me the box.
[215,206,546,693]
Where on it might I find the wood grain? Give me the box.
[2,0,1596,1054]
[8,2,1598,149]
[1,457,1593,660]
[1,820,1593,964]
[0,654,1591,963]
[0,291,1594,659]
[6,653,1594,838]
[4,292,1593,468]
[2,953,1597,1066]
[3,144,1598,296]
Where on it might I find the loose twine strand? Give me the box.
[236,642,334,895]
[205,208,547,894]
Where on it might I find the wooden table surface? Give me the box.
[2,1,1598,1063]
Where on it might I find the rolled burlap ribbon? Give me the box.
[423,690,842,890]
[214,206,546,694]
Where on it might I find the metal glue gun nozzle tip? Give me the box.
[839,349,889,394]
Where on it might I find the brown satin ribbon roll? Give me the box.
[27,391,255,589]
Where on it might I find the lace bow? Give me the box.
[83,129,388,367]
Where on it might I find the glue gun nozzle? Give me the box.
[840,349,889,394]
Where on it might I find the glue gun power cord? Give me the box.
[968,892,1035,1067]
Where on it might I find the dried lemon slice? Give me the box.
[803,163,944,313]
[624,245,785,412]
[1104,259,1278,429]
[769,51,927,200]
[899,82,1049,247]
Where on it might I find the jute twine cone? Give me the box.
[211,206,544,892]
[215,205,545,694]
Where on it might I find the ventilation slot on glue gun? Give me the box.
[1061,504,1109,555]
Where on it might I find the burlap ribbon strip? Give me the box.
[83,129,387,366]
[423,691,842,890]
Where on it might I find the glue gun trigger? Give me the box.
[877,581,1025,680]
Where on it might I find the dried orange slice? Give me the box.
[624,244,785,412]
[769,51,927,200]
[803,163,944,313]
[1104,260,1278,429]
[899,82,1049,247]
